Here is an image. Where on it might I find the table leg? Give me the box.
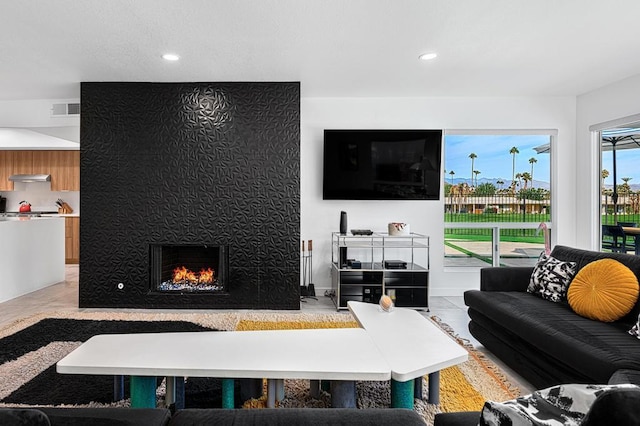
[414,377,423,400]
[130,376,157,408]
[428,371,440,404]
[275,378,285,401]
[267,379,277,408]
[221,378,235,408]
[113,375,124,401]
[330,380,356,408]
[174,377,185,410]
[391,379,414,409]
[310,379,320,399]
[240,378,263,401]
[166,377,176,406]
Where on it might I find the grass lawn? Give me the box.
[445,212,550,222]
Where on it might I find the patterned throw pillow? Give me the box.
[480,384,639,426]
[527,253,578,302]
[629,313,640,338]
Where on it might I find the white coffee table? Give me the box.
[57,327,390,408]
[348,301,468,407]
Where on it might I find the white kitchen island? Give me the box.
[0,216,65,303]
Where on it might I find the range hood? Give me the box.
[9,174,51,183]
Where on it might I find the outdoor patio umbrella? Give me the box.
[601,128,640,221]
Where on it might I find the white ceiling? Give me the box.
[2,0,640,101]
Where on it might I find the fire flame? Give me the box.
[172,266,215,284]
[198,267,215,284]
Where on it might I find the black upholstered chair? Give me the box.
[602,224,628,253]
[618,222,639,253]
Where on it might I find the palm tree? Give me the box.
[622,177,633,194]
[510,146,519,186]
[601,169,610,196]
[522,172,532,190]
[515,172,523,191]
[473,170,481,187]
[449,170,455,186]
[497,179,504,190]
[468,153,477,187]
[529,157,537,187]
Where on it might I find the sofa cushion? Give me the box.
[38,407,171,426]
[169,408,424,426]
[568,259,639,322]
[433,411,480,426]
[479,384,639,426]
[0,409,50,426]
[527,253,577,302]
[465,290,640,382]
[630,313,640,339]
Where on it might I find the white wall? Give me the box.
[0,99,80,128]
[576,74,640,250]
[301,96,577,296]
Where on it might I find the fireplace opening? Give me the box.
[150,244,228,293]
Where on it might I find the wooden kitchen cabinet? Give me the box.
[65,216,80,264]
[0,150,79,191]
[31,151,49,174]
[50,151,80,191]
[11,151,34,175]
[0,151,13,191]
[0,151,33,191]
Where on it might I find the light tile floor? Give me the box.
[0,265,534,395]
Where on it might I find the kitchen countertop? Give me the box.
[2,213,79,218]
[0,216,65,222]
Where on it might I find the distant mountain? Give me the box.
[445,177,550,190]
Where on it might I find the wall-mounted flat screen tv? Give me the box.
[323,129,443,200]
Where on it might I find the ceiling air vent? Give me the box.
[51,103,80,116]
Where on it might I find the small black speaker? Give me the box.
[339,211,348,266]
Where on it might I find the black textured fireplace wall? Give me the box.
[79,82,300,309]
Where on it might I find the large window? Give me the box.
[599,125,640,254]
[444,132,553,267]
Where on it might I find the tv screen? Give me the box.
[323,129,443,200]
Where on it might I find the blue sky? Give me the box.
[444,135,551,184]
[602,149,640,187]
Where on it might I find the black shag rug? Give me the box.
[0,318,241,408]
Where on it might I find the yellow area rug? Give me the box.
[1,310,519,424]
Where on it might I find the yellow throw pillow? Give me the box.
[568,259,639,322]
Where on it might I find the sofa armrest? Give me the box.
[480,267,533,292]
[169,408,424,426]
[581,387,640,426]
[609,369,640,386]
[0,409,50,426]
[433,411,480,426]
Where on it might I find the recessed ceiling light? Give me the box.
[419,53,438,61]
[162,53,180,61]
